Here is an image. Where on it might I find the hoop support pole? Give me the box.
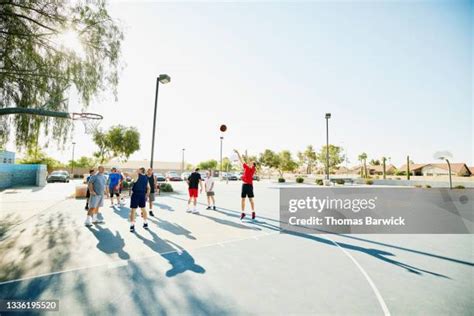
[0,107,70,118]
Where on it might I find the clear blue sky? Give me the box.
[20,0,473,167]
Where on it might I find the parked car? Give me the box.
[236,172,259,181]
[154,173,166,182]
[47,170,70,183]
[199,172,208,180]
[181,172,191,181]
[166,171,182,181]
[225,173,239,181]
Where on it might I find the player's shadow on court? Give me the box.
[212,208,451,278]
[134,228,205,277]
[112,205,135,220]
[155,202,174,212]
[148,217,196,240]
[197,213,261,231]
[87,226,130,260]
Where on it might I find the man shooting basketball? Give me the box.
[233,149,256,220]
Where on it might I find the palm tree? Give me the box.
[358,152,368,178]
[381,156,390,179]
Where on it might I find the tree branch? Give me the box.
[0,1,66,22]
[0,11,58,32]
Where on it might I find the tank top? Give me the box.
[132,174,148,193]
[147,175,155,193]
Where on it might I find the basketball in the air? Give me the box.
[220,124,227,132]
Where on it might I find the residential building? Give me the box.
[399,163,471,177]
[0,150,15,164]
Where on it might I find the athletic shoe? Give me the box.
[130,225,135,233]
[240,213,246,221]
[252,212,256,220]
[149,211,155,217]
[143,223,149,229]
[206,206,211,210]
[92,215,104,224]
[192,209,200,214]
[186,208,192,213]
[213,206,216,210]
[84,218,92,227]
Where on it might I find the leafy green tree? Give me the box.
[370,159,381,165]
[197,159,218,171]
[318,145,345,173]
[93,125,140,163]
[18,148,64,172]
[108,125,140,160]
[297,145,318,174]
[277,150,298,177]
[68,156,96,168]
[93,129,111,163]
[219,157,235,172]
[259,149,279,171]
[0,1,123,149]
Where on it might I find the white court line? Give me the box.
[0,230,279,286]
[327,235,391,316]
[167,193,391,315]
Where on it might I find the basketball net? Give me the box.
[71,112,103,134]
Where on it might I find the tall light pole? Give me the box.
[220,136,223,178]
[181,148,185,173]
[71,142,76,177]
[434,151,454,189]
[150,74,171,169]
[436,156,453,189]
[325,113,331,180]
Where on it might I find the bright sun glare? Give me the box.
[57,29,85,58]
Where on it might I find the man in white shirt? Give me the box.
[205,171,216,210]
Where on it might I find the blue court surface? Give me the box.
[0,181,472,315]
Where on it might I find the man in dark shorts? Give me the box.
[129,167,150,232]
[146,168,157,217]
[186,168,203,214]
[85,169,95,210]
[108,167,123,207]
[234,149,257,220]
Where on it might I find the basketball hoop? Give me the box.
[71,112,103,134]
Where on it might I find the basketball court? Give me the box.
[0,180,472,315]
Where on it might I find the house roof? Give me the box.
[349,164,396,172]
[368,164,396,172]
[398,163,471,174]
[398,163,426,171]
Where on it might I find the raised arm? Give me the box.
[233,149,244,165]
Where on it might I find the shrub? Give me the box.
[335,179,345,185]
[395,177,401,180]
[315,179,323,185]
[296,177,304,183]
[159,183,173,192]
[365,179,374,185]
[454,185,465,189]
[414,184,422,188]
[395,170,406,176]
[424,185,432,188]
[278,178,286,183]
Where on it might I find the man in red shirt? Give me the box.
[234,149,256,220]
